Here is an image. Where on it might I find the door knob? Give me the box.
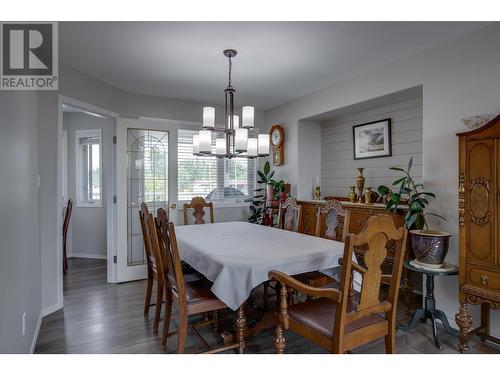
[169,203,177,209]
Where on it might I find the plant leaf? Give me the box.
[257,170,266,181]
[419,192,436,198]
[426,212,447,221]
[378,185,390,195]
[390,167,405,172]
[263,161,270,175]
[268,171,275,180]
[407,156,413,172]
[392,177,406,186]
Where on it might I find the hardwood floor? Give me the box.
[35,258,485,354]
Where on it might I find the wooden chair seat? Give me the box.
[178,279,227,312]
[288,298,386,338]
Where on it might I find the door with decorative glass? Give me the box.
[116,118,178,282]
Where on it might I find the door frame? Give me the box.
[115,117,199,282]
[57,95,119,296]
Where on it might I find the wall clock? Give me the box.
[270,124,284,166]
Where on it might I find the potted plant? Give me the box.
[247,161,288,224]
[378,157,450,268]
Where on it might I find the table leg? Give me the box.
[398,308,425,331]
[236,303,246,354]
[429,311,442,349]
[433,309,459,336]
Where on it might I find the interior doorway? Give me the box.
[58,96,118,305]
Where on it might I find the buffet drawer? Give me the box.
[466,265,500,293]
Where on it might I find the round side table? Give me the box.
[398,260,459,349]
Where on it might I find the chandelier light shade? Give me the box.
[242,106,254,128]
[192,134,200,154]
[235,128,248,152]
[215,138,226,156]
[258,134,270,156]
[247,138,258,157]
[227,114,240,129]
[198,130,212,154]
[202,107,215,128]
[195,49,269,159]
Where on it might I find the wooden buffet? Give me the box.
[299,199,415,305]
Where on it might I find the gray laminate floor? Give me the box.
[34,258,488,354]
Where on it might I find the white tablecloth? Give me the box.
[174,221,346,310]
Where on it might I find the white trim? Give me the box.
[30,312,43,354]
[69,253,107,260]
[41,302,62,317]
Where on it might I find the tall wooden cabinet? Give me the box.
[456,115,500,352]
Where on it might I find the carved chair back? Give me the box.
[333,215,407,345]
[63,198,73,240]
[155,213,187,306]
[139,203,159,277]
[277,196,303,232]
[62,198,73,273]
[315,199,349,241]
[183,196,215,225]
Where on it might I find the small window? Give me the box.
[76,129,102,207]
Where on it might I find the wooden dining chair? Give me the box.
[264,196,304,308]
[139,203,164,334]
[277,196,303,232]
[299,199,351,288]
[183,196,214,225]
[269,214,408,354]
[153,216,238,353]
[62,198,73,274]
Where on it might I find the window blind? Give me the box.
[178,129,255,202]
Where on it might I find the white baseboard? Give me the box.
[30,312,43,354]
[41,302,63,317]
[68,253,107,260]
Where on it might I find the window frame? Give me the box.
[176,126,256,206]
[76,128,103,208]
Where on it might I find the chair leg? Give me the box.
[160,286,172,350]
[153,279,163,334]
[385,325,396,354]
[144,276,153,317]
[213,310,219,334]
[177,313,188,354]
[274,324,286,354]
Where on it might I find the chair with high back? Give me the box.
[139,203,164,334]
[153,215,238,353]
[300,199,351,288]
[277,196,303,232]
[183,196,214,225]
[62,198,73,274]
[269,214,408,354]
[264,196,303,308]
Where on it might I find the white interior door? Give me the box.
[116,118,178,282]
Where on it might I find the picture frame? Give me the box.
[352,118,392,160]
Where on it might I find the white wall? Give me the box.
[0,92,41,353]
[321,97,423,197]
[263,23,500,335]
[63,112,113,259]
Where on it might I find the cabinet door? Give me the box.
[466,139,495,266]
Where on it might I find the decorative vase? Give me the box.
[410,230,451,268]
[356,168,365,203]
[266,184,278,208]
[364,187,372,205]
[314,186,321,200]
[348,186,356,203]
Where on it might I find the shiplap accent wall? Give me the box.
[321,97,423,197]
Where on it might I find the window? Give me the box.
[178,129,255,202]
[76,129,102,207]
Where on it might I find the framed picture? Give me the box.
[352,118,392,159]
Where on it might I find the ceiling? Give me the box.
[60,22,488,110]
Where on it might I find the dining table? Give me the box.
[174,221,348,353]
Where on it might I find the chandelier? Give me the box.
[193,49,270,159]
